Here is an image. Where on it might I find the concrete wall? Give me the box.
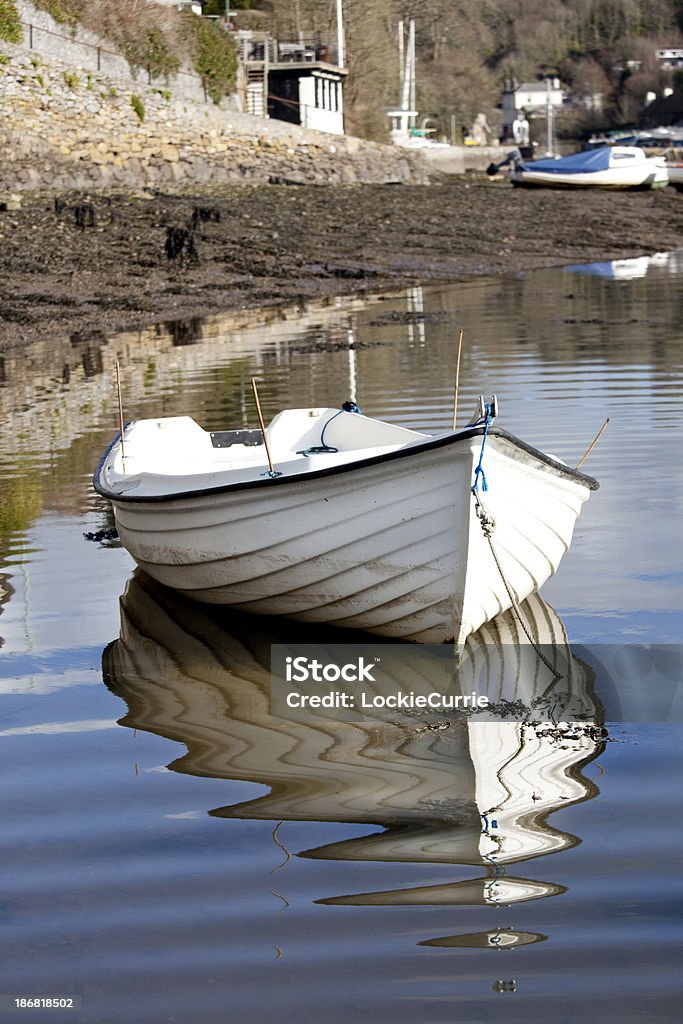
[415,143,512,175]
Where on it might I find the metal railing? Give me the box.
[236,30,339,67]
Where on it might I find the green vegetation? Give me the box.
[204,0,253,14]
[0,0,22,44]
[185,12,237,103]
[34,1,84,29]
[125,25,180,80]
[131,93,145,121]
[62,69,79,89]
[143,359,157,389]
[0,474,43,551]
[11,3,235,107]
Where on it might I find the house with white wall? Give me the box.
[501,79,565,140]
[152,1,206,14]
[151,3,347,134]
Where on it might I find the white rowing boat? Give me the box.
[94,399,598,645]
[509,144,668,190]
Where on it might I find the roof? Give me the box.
[641,88,683,126]
[513,82,563,94]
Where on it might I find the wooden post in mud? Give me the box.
[452,329,464,431]
[251,377,277,476]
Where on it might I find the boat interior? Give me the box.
[108,408,432,487]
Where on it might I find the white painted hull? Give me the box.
[95,409,597,645]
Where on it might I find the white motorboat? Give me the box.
[509,145,668,190]
[94,399,598,645]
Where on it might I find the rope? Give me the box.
[470,404,561,680]
[296,402,361,457]
[471,406,493,496]
[483,518,561,680]
[297,409,342,455]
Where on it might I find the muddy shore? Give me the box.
[1,178,681,351]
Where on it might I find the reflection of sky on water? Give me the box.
[0,516,132,693]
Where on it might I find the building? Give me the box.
[641,88,683,129]
[235,31,347,135]
[149,3,347,134]
[656,48,683,69]
[501,79,565,141]
[152,1,206,14]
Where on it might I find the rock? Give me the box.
[0,193,22,211]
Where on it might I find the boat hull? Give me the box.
[510,167,667,189]
[101,428,596,645]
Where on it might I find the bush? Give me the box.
[120,24,180,81]
[185,12,236,104]
[131,93,145,121]
[33,1,84,29]
[0,0,22,44]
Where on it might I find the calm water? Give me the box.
[1,254,682,1023]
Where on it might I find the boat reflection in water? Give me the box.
[103,571,607,947]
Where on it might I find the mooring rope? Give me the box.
[470,405,561,680]
[471,405,492,494]
[296,401,362,457]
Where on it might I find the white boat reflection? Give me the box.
[104,571,606,902]
[319,875,566,907]
[564,250,683,280]
[419,927,547,949]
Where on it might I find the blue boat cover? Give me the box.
[518,146,612,174]
[563,262,616,278]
